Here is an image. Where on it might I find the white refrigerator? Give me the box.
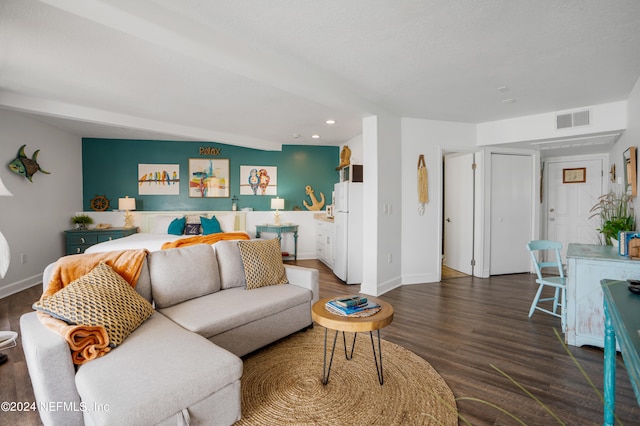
[333,181,363,284]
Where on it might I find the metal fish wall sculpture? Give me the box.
[8,145,50,182]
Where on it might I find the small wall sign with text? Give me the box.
[199,147,221,156]
[563,167,586,184]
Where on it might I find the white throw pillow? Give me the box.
[151,215,183,234]
[216,214,236,232]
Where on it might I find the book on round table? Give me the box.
[326,300,379,315]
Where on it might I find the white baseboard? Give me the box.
[0,274,42,299]
[402,272,440,285]
[361,275,402,297]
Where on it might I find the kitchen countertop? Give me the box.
[313,213,334,222]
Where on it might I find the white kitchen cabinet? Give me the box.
[316,220,335,268]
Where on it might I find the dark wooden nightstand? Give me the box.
[64,228,137,255]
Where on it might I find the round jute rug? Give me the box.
[236,326,458,425]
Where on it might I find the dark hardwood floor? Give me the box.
[2,260,639,425]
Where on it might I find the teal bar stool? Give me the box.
[526,240,567,329]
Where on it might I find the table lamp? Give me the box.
[0,177,13,279]
[271,197,285,226]
[118,196,136,228]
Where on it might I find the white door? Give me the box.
[546,159,604,260]
[490,154,533,275]
[444,152,474,275]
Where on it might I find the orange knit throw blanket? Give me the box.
[160,232,250,249]
[37,249,148,365]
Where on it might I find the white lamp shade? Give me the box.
[271,198,284,210]
[118,197,136,210]
[0,177,13,197]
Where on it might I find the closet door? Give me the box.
[490,153,533,275]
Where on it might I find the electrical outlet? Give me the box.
[21,253,27,264]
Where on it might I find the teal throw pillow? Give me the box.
[168,217,186,235]
[201,216,222,235]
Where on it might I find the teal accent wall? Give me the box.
[82,139,339,212]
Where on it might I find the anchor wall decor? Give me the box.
[303,185,325,211]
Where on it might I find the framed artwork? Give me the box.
[562,167,586,184]
[239,165,277,195]
[138,164,180,195]
[624,146,637,197]
[189,158,230,198]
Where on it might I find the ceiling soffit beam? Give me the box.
[528,131,623,147]
[39,0,388,118]
[0,91,282,150]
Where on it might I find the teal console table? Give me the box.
[601,279,640,426]
[255,224,298,260]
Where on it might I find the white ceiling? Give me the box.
[1,0,640,152]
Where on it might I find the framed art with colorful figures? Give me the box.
[189,158,229,198]
[239,165,277,196]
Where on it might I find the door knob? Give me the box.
[446,218,451,222]
[549,218,555,221]
[549,208,555,212]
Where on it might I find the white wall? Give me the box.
[400,118,477,284]
[477,101,627,146]
[361,114,402,296]
[343,134,363,165]
[0,109,82,297]
[609,76,640,220]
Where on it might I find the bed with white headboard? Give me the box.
[136,211,246,233]
[84,211,248,253]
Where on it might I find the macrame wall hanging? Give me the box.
[417,154,428,215]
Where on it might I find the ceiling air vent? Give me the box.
[556,110,590,130]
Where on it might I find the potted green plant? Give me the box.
[71,214,94,230]
[589,189,636,245]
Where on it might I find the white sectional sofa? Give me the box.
[20,241,319,426]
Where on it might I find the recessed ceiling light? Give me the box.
[325,119,336,125]
[502,98,517,104]
[498,86,510,92]
[312,134,320,139]
[292,133,301,139]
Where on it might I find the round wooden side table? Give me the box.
[311,296,394,385]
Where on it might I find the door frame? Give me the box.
[438,146,485,279]
[443,151,475,275]
[481,147,540,277]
